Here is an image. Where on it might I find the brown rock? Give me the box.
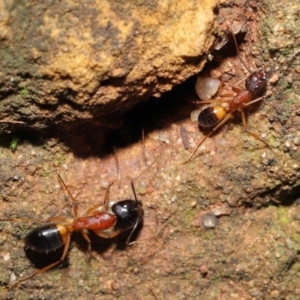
[0,1,218,130]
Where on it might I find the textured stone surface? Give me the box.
[0,0,218,129]
[1,0,300,299]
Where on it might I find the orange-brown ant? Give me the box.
[185,31,271,162]
[187,25,300,163]
[185,69,270,162]
[0,174,143,289]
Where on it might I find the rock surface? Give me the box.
[0,0,218,129]
[0,0,300,299]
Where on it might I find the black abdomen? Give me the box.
[25,224,64,253]
[198,107,222,128]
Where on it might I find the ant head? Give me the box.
[111,181,144,244]
[245,70,268,98]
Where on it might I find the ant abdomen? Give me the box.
[198,105,227,128]
[25,224,66,253]
[245,70,267,98]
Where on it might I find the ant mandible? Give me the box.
[1,174,143,289]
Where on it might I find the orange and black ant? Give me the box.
[185,70,270,162]
[186,4,300,163]
[185,30,272,162]
[186,20,300,163]
[0,174,143,289]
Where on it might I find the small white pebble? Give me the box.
[212,206,232,217]
[100,180,110,189]
[190,201,197,208]
[3,252,10,261]
[261,152,267,158]
[10,272,16,282]
[171,195,177,202]
[201,213,219,229]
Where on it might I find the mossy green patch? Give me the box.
[183,208,195,226]
[55,153,67,166]
[20,86,29,97]
[10,136,19,152]
[203,231,214,240]
[277,206,290,225]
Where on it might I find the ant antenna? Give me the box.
[126,181,143,245]
[131,181,138,205]
[228,25,251,74]
[57,173,79,217]
[113,146,121,181]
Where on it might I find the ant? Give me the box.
[1,174,143,289]
[185,31,271,162]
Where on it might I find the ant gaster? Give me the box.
[3,174,143,289]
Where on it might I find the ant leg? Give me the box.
[9,234,71,290]
[234,77,247,87]
[79,230,97,260]
[240,108,271,149]
[195,98,231,104]
[0,216,66,224]
[241,107,248,129]
[0,217,39,222]
[184,113,233,163]
[92,229,121,240]
[85,203,106,215]
[48,216,67,222]
[232,86,242,93]
[57,174,79,217]
[85,182,114,215]
[242,95,266,107]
